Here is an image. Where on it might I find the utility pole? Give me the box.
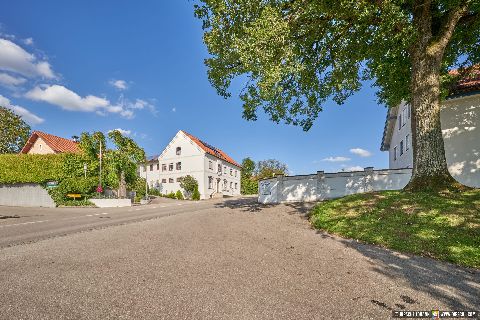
[99,139,102,192]
[145,162,148,199]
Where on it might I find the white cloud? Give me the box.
[322,156,351,162]
[23,38,34,46]
[350,148,372,157]
[108,128,131,136]
[448,161,465,176]
[172,107,176,112]
[26,85,109,112]
[0,38,55,79]
[343,166,364,172]
[0,72,27,87]
[110,79,128,90]
[0,94,44,125]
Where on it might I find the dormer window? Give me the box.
[176,147,181,155]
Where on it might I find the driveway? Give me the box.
[0,197,478,319]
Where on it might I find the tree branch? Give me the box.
[429,3,469,54]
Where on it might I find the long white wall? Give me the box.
[0,184,55,207]
[258,168,412,204]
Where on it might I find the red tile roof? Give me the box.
[449,65,480,95]
[181,130,242,168]
[20,131,80,154]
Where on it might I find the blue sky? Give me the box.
[0,1,389,174]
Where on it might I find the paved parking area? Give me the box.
[0,197,478,319]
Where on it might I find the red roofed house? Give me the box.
[20,131,80,154]
[139,130,241,199]
[381,66,480,188]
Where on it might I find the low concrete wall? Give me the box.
[258,168,412,204]
[90,198,132,208]
[0,183,56,208]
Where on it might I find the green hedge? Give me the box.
[48,177,99,205]
[0,154,67,184]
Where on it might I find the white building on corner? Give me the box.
[139,130,242,199]
[380,67,480,188]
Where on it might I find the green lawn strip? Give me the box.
[310,190,480,269]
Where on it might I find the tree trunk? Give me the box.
[406,52,454,191]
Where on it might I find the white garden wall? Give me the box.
[0,183,56,208]
[258,168,412,204]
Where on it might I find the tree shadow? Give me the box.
[336,238,480,310]
[283,202,317,219]
[214,197,276,213]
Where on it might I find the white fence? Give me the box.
[258,167,412,204]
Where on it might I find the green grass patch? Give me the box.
[310,190,480,269]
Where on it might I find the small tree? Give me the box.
[0,106,31,154]
[179,175,199,199]
[175,190,184,200]
[256,159,288,181]
[241,157,258,195]
[192,188,201,201]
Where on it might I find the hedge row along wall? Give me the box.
[0,154,68,184]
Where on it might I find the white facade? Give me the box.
[139,130,241,199]
[258,168,412,204]
[382,93,480,188]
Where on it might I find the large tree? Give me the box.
[0,106,31,154]
[256,158,289,180]
[194,0,480,191]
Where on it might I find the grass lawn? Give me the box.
[309,189,480,269]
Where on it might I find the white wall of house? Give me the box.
[139,131,241,199]
[28,136,55,154]
[258,168,412,204]
[387,94,480,188]
[388,102,413,169]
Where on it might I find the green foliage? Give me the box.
[48,177,98,205]
[128,177,147,200]
[179,175,199,198]
[175,190,184,200]
[310,190,480,269]
[241,157,258,195]
[192,188,201,200]
[0,106,31,154]
[195,1,480,129]
[148,188,161,196]
[166,192,177,199]
[0,154,69,184]
[256,159,288,180]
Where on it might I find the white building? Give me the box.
[381,69,480,188]
[139,130,242,199]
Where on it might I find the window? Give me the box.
[176,147,181,155]
[406,134,410,151]
[156,163,159,170]
[218,164,222,173]
[162,179,166,183]
[208,176,213,189]
[402,107,408,127]
[230,182,233,189]
[223,179,228,191]
[408,104,411,119]
[400,140,404,156]
[150,164,153,171]
[398,114,402,129]
[209,161,213,170]
[176,162,182,170]
[230,169,233,176]
[162,164,167,171]
[235,183,238,190]
[176,177,182,182]
[235,170,237,177]
[169,163,173,171]
[169,178,174,183]
[224,166,227,174]
[394,146,397,161]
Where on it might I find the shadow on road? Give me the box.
[338,238,480,310]
[214,197,276,213]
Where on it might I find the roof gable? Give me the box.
[20,131,80,154]
[181,130,242,168]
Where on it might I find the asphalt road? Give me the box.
[0,197,478,319]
